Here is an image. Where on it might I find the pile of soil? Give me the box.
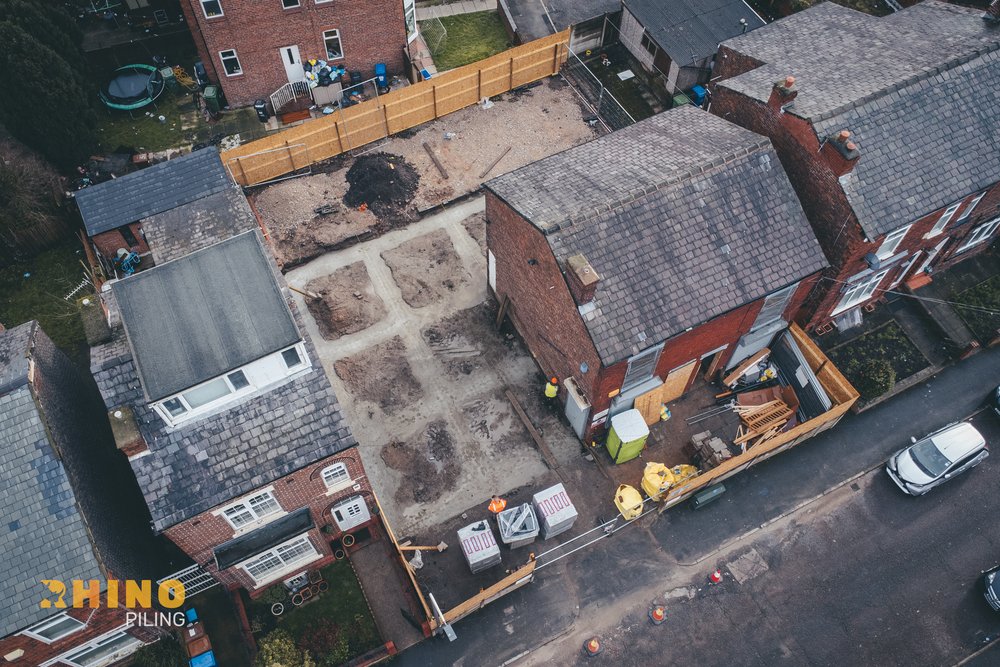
[380,420,460,505]
[333,336,423,415]
[343,153,419,220]
[305,262,386,340]
[461,212,487,257]
[381,229,469,308]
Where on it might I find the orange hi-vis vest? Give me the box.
[488,497,507,514]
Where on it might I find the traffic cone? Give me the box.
[648,605,667,625]
[709,569,723,584]
[583,637,602,657]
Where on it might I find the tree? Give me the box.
[132,636,188,667]
[255,629,317,667]
[0,3,97,170]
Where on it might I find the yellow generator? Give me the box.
[641,462,699,501]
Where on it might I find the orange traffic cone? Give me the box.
[648,605,667,625]
[583,637,602,656]
[709,569,723,584]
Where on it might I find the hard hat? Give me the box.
[550,376,559,384]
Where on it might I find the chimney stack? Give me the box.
[985,0,1000,22]
[108,406,149,459]
[767,76,797,111]
[565,254,600,306]
[821,129,861,179]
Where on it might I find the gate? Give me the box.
[158,564,220,599]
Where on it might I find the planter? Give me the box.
[308,570,323,584]
[334,549,347,560]
[318,581,329,593]
[271,602,284,616]
[291,593,304,606]
[342,533,356,547]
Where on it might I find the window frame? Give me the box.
[22,612,86,644]
[957,192,986,222]
[639,31,656,57]
[219,49,242,77]
[876,225,911,259]
[621,343,663,391]
[55,627,142,667]
[831,269,890,315]
[200,0,224,19]
[220,489,283,530]
[282,0,301,8]
[321,462,352,490]
[322,29,344,61]
[239,534,320,585]
[153,369,254,424]
[957,216,1000,253]
[925,203,960,239]
[282,344,306,370]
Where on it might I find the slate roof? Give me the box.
[76,148,230,236]
[624,0,764,65]
[0,323,104,636]
[112,231,301,401]
[718,1,1000,237]
[142,187,258,265]
[487,106,827,365]
[92,242,357,531]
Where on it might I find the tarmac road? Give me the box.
[395,347,1000,666]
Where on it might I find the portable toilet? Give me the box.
[606,409,649,463]
[458,521,502,573]
[496,503,539,549]
[532,483,578,539]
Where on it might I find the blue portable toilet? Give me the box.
[375,63,387,88]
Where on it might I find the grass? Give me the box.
[420,11,511,71]
[246,561,381,663]
[581,45,656,122]
[827,321,929,401]
[0,241,89,362]
[955,275,1000,342]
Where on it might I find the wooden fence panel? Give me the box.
[221,30,569,185]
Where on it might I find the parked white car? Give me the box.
[885,422,988,496]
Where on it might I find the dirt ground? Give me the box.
[380,419,462,506]
[461,211,487,256]
[333,336,423,416]
[381,229,470,308]
[305,261,386,339]
[252,76,596,269]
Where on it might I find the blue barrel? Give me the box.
[375,63,387,88]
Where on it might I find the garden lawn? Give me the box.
[0,242,88,361]
[248,561,381,664]
[421,11,510,71]
[826,321,929,401]
[955,275,1000,342]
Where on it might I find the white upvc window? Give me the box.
[22,612,86,644]
[876,225,911,259]
[323,29,344,61]
[200,0,223,18]
[832,269,890,315]
[925,202,960,238]
[54,628,142,667]
[220,490,283,530]
[957,216,1000,253]
[281,344,306,370]
[321,462,352,490]
[240,534,321,585]
[957,192,986,222]
[219,49,242,77]
[282,0,301,7]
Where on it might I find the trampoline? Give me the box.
[100,64,165,111]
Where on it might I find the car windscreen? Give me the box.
[909,439,951,478]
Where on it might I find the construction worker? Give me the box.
[488,494,507,515]
[544,376,559,400]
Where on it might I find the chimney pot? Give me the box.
[768,75,798,110]
[784,76,795,88]
[845,141,857,151]
[821,130,861,178]
[837,130,851,141]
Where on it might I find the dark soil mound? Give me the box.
[343,152,419,219]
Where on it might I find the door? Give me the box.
[280,45,304,84]
[659,360,697,403]
[331,496,370,531]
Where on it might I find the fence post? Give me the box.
[509,57,515,89]
[284,140,295,170]
[477,68,482,100]
[432,84,438,117]
[552,43,560,74]
[236,157,248,186]
[597,84,605,111]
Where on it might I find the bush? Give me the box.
[258,585,289,606]
[256,629,316,667]
[298,619,350,667]
[849,358,896,401]
[131,636,187,667]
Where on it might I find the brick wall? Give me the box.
[0,603,154,667]
[180,0,407,107]
[92,223,150,262]
[163,447,375,594]
[710,80,1000,329]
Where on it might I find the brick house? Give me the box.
[75,148,256,272]
[91,231,378,596]
[710,0,1000,332]
[179,0,415,108]
[0,322,162,667]
[618,0,764,96]
[484,106,828,440]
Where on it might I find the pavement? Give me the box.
[503,0,618,40]
[416,0,497,20]
[393,345,1000,665]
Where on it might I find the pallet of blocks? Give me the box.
[691,430,732,467]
